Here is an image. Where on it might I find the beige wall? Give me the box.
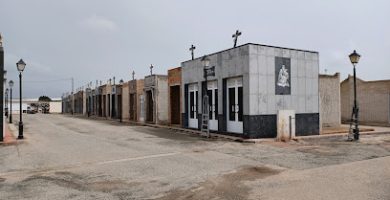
[341,76,390,125]
[128,79,145,122]
[49,101,62,113]
[121,83,129,120]
[136,80,144,122]
[83,91,87,115]
[319,73,341,128]
[157,76,168,124]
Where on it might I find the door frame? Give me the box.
[188,83,198,129]
[207,81,218,131]
[226,77,243,134]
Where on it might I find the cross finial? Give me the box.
[189,44,196,60]
[150,64,153,75]
[0,32,3,47]
[232,30,242,48]
[132,70,135,80]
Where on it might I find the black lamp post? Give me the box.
[86,87,91,117]
[5,88,8,118]
[16,59,26,139]
[119,79,124,123]
[8,80,13,123]
[349,50,361,141]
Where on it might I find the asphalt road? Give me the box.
[0,114,389,200]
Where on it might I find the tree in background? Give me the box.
[38,95,51,113]
[38,96,52,102]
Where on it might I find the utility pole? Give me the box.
[71,77,74,115]
[0,33,4,141]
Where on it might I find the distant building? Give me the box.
[73,91,85,114]
[341,76,390,125]
[7,98,62,114]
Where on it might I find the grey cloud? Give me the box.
[0,0,389,98]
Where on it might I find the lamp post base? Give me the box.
[354,130,359,141]
[18,121,24,139]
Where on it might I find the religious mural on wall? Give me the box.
[275,57,291,95]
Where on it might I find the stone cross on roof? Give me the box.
[132,70,135,80]
[0,32,2,47]
[232,30,242,48]
[189,44,196,60]
[150,64,153,75]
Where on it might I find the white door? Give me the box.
[207,81,218,131]
[226,77,243,133]
[188,83,198,129]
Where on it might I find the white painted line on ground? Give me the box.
[0,152,181,178]
[96,152,181,165]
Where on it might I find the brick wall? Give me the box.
[168,67,182,125]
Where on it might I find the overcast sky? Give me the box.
[1,0,389,98]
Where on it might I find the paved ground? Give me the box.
[0,114,389,200]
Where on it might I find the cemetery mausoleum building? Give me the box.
[181,43,320,138]
[143,74,169,125]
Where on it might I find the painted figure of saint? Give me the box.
[277,65,290,87]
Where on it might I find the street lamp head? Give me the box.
[16,59,26,72]
[349,50,361,65]
[201,55,210,67]
[6,88,9,92]
[9,80,14,87]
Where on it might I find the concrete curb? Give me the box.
[65,114,255,143]
[295,131,390,140]
[64,114,390,143]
